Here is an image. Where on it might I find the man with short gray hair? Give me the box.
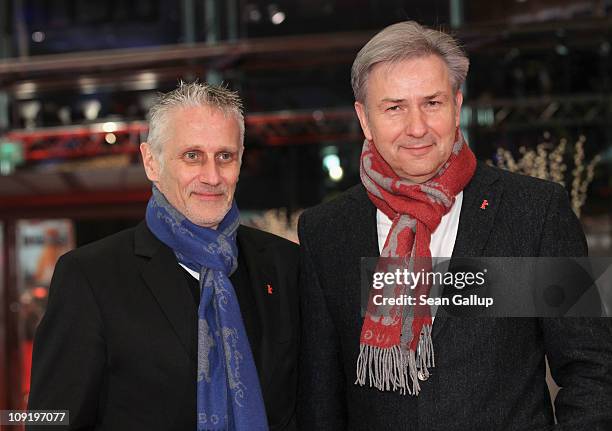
[298,21,612,430]
[28,81,299,430]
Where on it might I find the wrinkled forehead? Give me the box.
[156,106,239,152]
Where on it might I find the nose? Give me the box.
[197,159,221,186]
[404,106,427,138]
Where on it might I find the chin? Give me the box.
[190,216,224,228]
[398,167,439,182]
[194,208,231,227]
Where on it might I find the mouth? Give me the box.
[398,142,435,156]
[191,191,225,201]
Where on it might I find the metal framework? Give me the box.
[5,93,612,165]
[5,108,361,163]
[6,123,147,162]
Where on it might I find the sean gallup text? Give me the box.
[372,294,494,308]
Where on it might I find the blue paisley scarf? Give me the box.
[146,185,269,431]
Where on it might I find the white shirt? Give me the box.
[180,264,200,281]
[376,191,463,257]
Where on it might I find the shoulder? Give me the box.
[469,163,585,255]
[58,224,141,270]
[237,225,299,281]
[47,224,147,307]
[480,162,565,192]
[237,224,298,255]
[467,162,576,233]
[471,162,568,208]
[496,164,564,194]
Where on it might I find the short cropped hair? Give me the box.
[351,21,469,103]
[146,81,245,157]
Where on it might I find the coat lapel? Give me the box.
[235,226,291,391]
[432,163,503,340]
[135,222,197,363]
[452,162,503,258]
[346,186,381,323]
[348,185,380,259]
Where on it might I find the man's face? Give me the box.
[140,106,242,229]
[354,54,463,183]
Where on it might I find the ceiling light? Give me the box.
[105,133,117,144]
[329,166,343,182]
[31,31,45,42]
[268,4,285,25]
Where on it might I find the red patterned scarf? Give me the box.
[356,130,476,395]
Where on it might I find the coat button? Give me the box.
[417,370,429,381]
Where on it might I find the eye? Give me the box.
[426,100,442,108]
[385,105,401,112]
[183,151,200,162]
[217,151,234,162]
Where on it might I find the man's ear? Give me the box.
[354,101,373,141]
[140,142,160,182]
[454,90,463,128]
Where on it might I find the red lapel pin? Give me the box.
[480,199,489,210]
[266,284,273,295]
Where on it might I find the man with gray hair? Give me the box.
[28,81,299,430]
[298,21,612,429]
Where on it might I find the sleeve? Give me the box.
[538,184,612,430]
[26,253,106,431]
[296,214,347,430]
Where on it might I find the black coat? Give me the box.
[297,163,612,430]
[28,222,299,431]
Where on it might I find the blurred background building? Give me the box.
[0,0,611,417]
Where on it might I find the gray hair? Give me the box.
[146,81,245,157]
[351,21,469,103]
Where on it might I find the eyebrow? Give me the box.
[380,98,405,104]
[379,92,448,104]
[424,91,447,100]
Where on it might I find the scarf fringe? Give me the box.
[355,324,434,396]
